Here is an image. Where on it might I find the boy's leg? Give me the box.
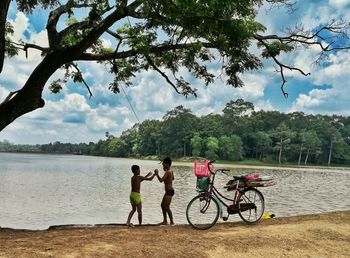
[163,195,174,225]
[127,204,136,227]
[136,203,142,226]
[160,195,168,225]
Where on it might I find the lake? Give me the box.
[0,153,350,230]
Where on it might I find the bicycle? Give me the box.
[186,160,268,230]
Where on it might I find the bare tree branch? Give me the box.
[265,0,296,12]
[71,63,93,98]
[256,37,311,98]
[5,40,49,56]
[145,55,181,95]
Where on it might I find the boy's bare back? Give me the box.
[131,172,153,193]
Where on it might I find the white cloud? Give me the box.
[0,87,9,101]
[101,38,112,49]
[124,66,271,121]
[9,12,29,41]
[86,110,116,130]
[61,93,90,112]
[290,50,350,115]
[329,0,350,8]
[254,99,275,111]
[1,12,52,92]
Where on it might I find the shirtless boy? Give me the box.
[126,165,155,227]
[155,157,175,225]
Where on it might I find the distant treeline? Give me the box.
[1,99,350,165]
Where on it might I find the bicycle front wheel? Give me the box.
[186,194,220,230]
[238,188,265,224]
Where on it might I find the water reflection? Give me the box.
[0,153,350,229]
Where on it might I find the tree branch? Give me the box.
[71,63,93,98]
[46,3,91,48]
[265,0,296,12]
[145,55,181,95]
[58,20,91,40]
[78,42,217,61]
[0,0,11,73]
[0,90,19,106]
[73,0,143,53]
[5,40,49,57]
[256,37,310,98]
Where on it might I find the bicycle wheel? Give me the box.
[238,188,265,224]
[186,194,220,230]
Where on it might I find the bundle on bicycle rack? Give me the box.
[194,160,214,192]
[225,173,276,191]
[245,174,276,187]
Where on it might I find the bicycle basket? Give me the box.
[194,159,214,178]
[196,177,210,191]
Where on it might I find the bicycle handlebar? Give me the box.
[207,160,230,175]
[208,160,215,174]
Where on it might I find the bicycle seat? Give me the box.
[233,175,246,180]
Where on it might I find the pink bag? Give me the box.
[245,174,260,180]
[194,160,214,178]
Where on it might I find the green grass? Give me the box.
[137,156,350,168]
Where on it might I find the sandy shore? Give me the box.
[1,211,349,258]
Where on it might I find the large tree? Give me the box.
[1,0,350,131]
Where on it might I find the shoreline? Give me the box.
[2,152,350,170]
[0,209,349,232]
[1,210,349,257]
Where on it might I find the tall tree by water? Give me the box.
[270,123,295,164]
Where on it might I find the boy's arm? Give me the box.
[140,172,154,181]
[156,170,169,183]
[142,172,155,181]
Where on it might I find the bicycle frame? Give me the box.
[199,170,243,211]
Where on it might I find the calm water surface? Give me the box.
[0,153,349,229]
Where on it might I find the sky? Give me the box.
[1,0,350,144]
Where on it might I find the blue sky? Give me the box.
[1,0,350,144]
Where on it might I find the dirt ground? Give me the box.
[1,211,350,258]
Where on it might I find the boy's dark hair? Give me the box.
[131,165,140,174]
[162,157,172,166]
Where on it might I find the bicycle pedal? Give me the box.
[223,216,228,221]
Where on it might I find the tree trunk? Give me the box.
[328,139,333,166]
[304,148,310,165]
[298,144,303,165]
[0,0,11,73]
[278,139,282,164]
[0,50,71,131]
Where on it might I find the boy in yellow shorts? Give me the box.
[126,165,155,227]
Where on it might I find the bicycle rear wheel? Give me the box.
[238,188,264,224]
[186,194,220,230]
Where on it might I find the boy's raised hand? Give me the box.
[154,169,159,175]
